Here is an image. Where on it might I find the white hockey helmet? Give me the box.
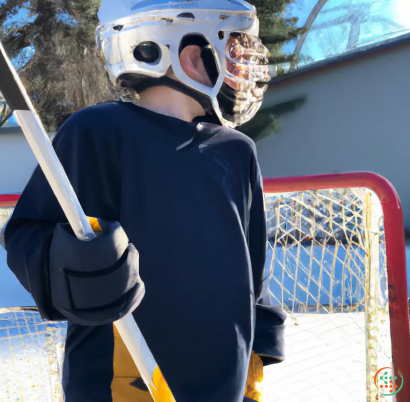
[96,0,270,128]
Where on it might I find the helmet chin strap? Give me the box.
[200,47,219,86]
[134,76,214,115]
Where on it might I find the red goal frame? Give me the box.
[264,172,410,401]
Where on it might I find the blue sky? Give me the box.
[98,1,128,25]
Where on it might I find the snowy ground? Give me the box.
[263,313,367,402]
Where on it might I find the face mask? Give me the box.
[216,33,270,127]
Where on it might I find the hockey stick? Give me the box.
[0,42,166,399]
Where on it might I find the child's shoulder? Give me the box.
[63,101,133,127]
[55,101,141,142]
[201,122,257,154]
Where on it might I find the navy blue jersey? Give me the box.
[5,102,285,402]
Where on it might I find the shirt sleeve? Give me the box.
[249,149,287,366]
[248,152,267,301]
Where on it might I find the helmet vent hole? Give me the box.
[177,12,195,20]
[133,42,161,64]
[113,25,124,31]
[218,31,225,40]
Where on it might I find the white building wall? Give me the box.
[0,132,37,194]
[0,131,37,306]
[257,42,410,230]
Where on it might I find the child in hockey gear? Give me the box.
[5,1,286,401]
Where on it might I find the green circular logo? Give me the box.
[374,367,404,396]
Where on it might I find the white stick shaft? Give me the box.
[15,111,94,240]
[115,315,158,387]
[15,111,158,390]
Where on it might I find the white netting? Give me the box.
[263,188,392,402]
[0,308,66,402]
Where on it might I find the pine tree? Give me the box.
[0,0,114,132]
[253,0,304,73]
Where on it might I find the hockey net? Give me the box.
[1,195,66,402]
[262,173,409,402]
[0,173,409,402]
[0,308,66,402]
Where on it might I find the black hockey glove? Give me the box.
[49,218,144,326]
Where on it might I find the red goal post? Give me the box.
[264,172,410,401]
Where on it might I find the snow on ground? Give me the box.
[263,313,367,402]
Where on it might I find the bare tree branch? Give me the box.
[0,111,13,129]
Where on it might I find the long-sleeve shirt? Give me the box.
[5,101,285,402]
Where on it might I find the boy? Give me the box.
[5,1,285,401]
